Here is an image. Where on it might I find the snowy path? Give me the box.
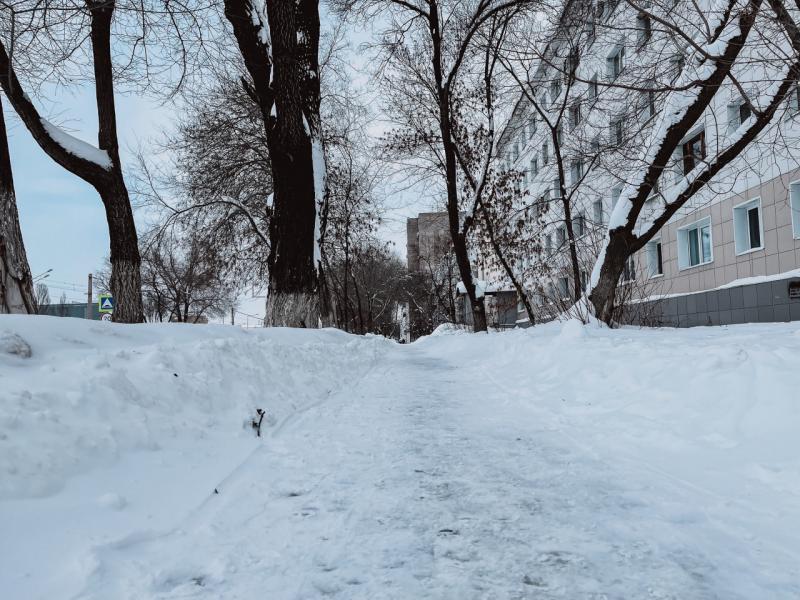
[75,341,799,600]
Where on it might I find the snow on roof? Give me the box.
[456,279,516,297]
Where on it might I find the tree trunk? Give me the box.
[98,177,143,323]
[224,0,324,328]
[428,0,487,333]
[588,230,634,325]
[0,95,36,314]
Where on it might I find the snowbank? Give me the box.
[419,318,800,566]
[0,316,388,500]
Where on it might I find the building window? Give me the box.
[646,239,663,277]
[558,276,570,299]
[681,130,706,175]
[591,135,601,153]
[556,225,566,246]
[644,84,656,118]
[580,270,588,290]
[788,83,800,114]
[607,45,625,80]
[552,177,561,198]
[728,99,752,131]
[550,79,562,103]
[677,217,713,269]
[542,141,549,165]
[621,255,636,282]
[545,233,553,252]
[588,74,599,102]
[529,116,537,137]
[671,53,685,82]
[636,13,651,47]
[556,123,563,146]
[573,212,586,237]
[530,157,538,177]
[733,197,763,254]
[569,101,582,129]
[610,116,624,146]
[593,199,603,224]
[791,181,800,238]
[570,159,584,186]
[564,49,579,82]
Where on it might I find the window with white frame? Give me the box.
[529,116,537,137]
[530,157,538,178]
[644,83,656,118]
[573,212,586,237]
[733,197,763,254]
[677,217,713,269]
[542,141,549,165]
[610,116,624,145]
[570,159,584,186]
[545,233,553,253]
[791,181,800,238]
[550,79,562,102]
[552,177,561,198]
[636,13,651,47]
[580,270,588,291]
[535,195,546,218]
[588,74,599,102]
[569,101,582,129]
[593,199,603,224]
[621,255,636,282]
[681,130,706,174]
[558,276,570,299]
[728,98,752,132]
[646,239,663,277]
[556,225,566,246]
[788,83,800,114]
[556,124,563,146]
[607,45,625,80]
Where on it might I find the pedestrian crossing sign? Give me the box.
[98,294,114,313]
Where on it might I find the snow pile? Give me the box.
[0,316,388,500]
[3,316,800,599]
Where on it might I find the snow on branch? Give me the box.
[40,118,113,170]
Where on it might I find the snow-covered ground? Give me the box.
[1,316,798,599]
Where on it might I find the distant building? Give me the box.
[406,212,451,273]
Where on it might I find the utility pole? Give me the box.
[86,273,93,319]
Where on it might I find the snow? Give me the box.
[40,118,113,170]
[2,315,800,598]
[456,278,514,298]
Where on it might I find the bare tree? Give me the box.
[0,1,144,322]
[140,231,234,323]
[348,0,538,332]
[0,92,35,314]
[34,282,50,310]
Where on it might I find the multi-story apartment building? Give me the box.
[490,0,800,326]
[406,212,451,273]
